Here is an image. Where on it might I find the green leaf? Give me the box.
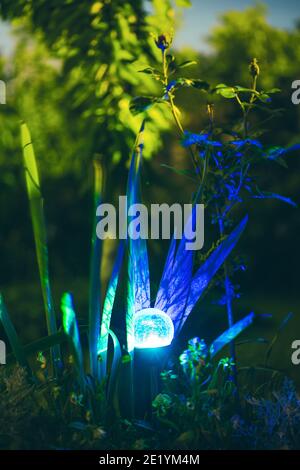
[214,84,236,99]
[129,96,157,115]
[264,88,281,94]
[22,332,67,356]
[191,79,210,90]
[20,122,61,375]
[98,239,125,377]
[107,329,122,403]
[138,67,162,81]
[258,93,271,103]
[178,60,197,69]
[177,78,209,91]
[61,293,85,388]
[89,159,103,381]
[234,86,259,95]
[0,294,30,372]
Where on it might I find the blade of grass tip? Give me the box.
[210,312,255,358]
[89,158,104,381]
[20,122,61,375]
[98,239,125,379]
[61,293,85,390]
[0,294,31,373]
[264,312,293,366]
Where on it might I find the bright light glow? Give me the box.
[133,308,174,349]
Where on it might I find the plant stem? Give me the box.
[236,75,257,138]
[216,207,239,392]
[162,50,202,180]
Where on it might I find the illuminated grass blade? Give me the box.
[210,312,255,357]
[177,215,248,334]
[89,159,104,381]
[98,240,125,377]
[61,293,85,388]
[0,294,30,371]
[20,123,61,374]
[126,122,150,352]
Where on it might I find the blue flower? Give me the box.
[182,131,222,148]
[231,138,263,149]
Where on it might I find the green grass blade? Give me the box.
[98,240,125,379]
[20,122,61,374]
[89,159,104,381]
[61,293,85,389]
[6,332,67,364]
[0,294,30,372]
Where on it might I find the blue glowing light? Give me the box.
[133,308,175,349]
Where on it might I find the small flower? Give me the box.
[219,357,235,370]
[154,33,172,51]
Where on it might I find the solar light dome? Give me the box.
[133,308,175,349]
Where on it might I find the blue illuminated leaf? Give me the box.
[252,190,297,207]
[178,215,248,333]
[154,236,177,312]
[210,312,255,357]
[162,209,196,331]
[266,144,300,161]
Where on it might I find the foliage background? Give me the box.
[0,1,300,384]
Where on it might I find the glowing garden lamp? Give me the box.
[125,125,250,358]
[133,308,174,349]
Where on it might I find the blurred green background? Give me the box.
[0,1,299,380]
